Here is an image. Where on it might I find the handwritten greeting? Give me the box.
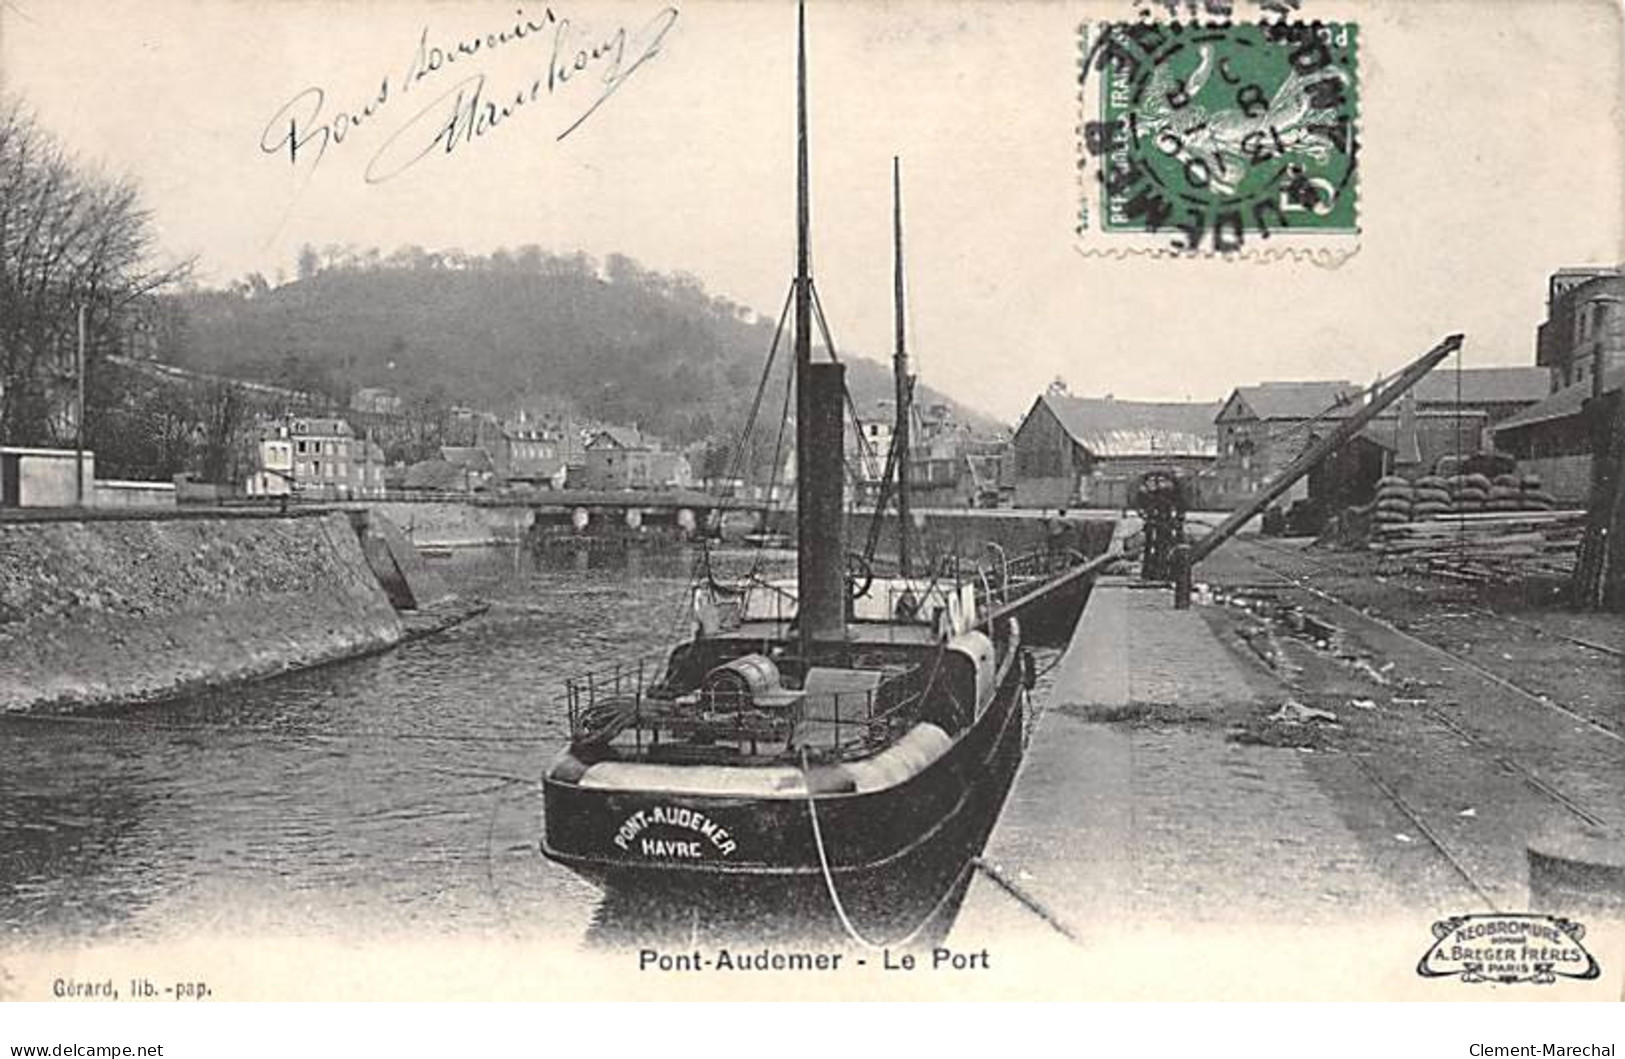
[260,5,679,185]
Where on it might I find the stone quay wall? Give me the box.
[0,512,403,713]
[768,508,1119,563]
[364,502,534,549]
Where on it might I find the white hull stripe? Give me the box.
[576,723,953,798]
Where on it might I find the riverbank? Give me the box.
[367,502,534,549]
[0,512,404,713]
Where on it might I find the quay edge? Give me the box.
[0,511,405,714]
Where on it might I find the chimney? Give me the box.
[1595,296,1621,401]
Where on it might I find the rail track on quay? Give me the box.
[1207,536,1624,912]
[1232,535,1623,745]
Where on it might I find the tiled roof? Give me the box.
[1493,366,1625,433]
[1080,427,1216,458]
[290,417,355,437]
[588,426,645,450]
[1409,366,1552,405]
[1221,381,1361,422]
[439,446,494,473]
[1038,393,1221,458]
[401,460,467,491]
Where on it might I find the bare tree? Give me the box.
[0,95,191,448]
[197,380,247,485]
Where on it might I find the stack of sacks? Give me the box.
[1374,475,1414,526]
[1412,475,1453,519]
[1521,472,1556,511]
[1487,473,1524,512]
[1448,472,1492,513]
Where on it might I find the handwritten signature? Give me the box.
[260,5,679,185]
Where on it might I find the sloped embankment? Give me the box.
[0,512,404,712]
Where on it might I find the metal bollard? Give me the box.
[1527,826,1625,919]
[1172,544,1193,610]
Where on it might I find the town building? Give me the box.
[962,437,1011,507]
[909,403,968,504]
[476,416,568,488]
[1010,390,1220,509]
[1213,381,1364,506]
[844,400,1010,508]
[1493,366,1625,504]
[1489,267,1625,504]
[244,427,295,497]
[292,417,356,498]
[1297,398,1492,517]
[437,446,496,492]
[1537,267,1624,391]
[350,387,404,416]
[245,416,369,500]
[846,403,895,504]
[1408,366,1552,423]
[400,459,467,494]
[350,438,386,499]
[1209,368,1543,509]
[580,427,693,491]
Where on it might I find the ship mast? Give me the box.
[795,2,847,654]
[795,3,811,386]
[892,157,913,578]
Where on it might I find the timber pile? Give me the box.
[1370,509,1589,581]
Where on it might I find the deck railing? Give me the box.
[973,542,1085,617]
[560,654,932,763]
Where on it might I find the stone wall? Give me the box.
[770,508,1118,565]
[93,479,178,509]
[366,502,534,548]
[0,512,403,712]
[1519,455,1594,506]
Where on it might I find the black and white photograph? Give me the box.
[0,0,1622,1028]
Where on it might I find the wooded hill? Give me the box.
[163,247,996,457]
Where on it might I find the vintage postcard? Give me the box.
[0,0,1622,1011]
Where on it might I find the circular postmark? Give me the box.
[1081,20,1359,253]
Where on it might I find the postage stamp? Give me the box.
[1076,19,1360,258]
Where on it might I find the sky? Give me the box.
[1,0,1621,422]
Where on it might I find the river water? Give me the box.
[0,546,795,948]
[1,544,1060,954]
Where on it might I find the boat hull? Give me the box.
[542,651,1029,943]
[1003,573,1093,647]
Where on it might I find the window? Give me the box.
[296,440,306,454]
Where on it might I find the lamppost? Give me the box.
[75,304,86,507]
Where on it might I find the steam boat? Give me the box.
[541,7,1079,937]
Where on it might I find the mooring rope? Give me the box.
[798,748,970,951]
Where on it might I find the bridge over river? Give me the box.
[324,492,1122,557]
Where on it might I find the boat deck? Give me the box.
[726,620,952,648]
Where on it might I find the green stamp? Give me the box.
[1079,21,1359,254]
